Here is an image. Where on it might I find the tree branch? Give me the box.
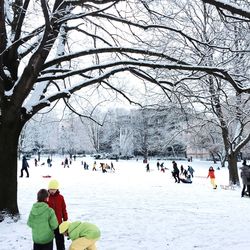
[202,0,250,20]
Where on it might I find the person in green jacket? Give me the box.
[59,221,101,250]
[27,189,58,250]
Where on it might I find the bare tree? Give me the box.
[1,0,250,219]
[153,0,250,184]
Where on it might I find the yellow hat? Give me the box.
[48,179,59,189]
[59,221,70,234]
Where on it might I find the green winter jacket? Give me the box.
[27,202,58,244]
[68,221,101,241]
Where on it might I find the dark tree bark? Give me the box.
[228,152,240,185]
[0,101,25,219]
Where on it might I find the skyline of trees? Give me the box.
[21,106,250,161]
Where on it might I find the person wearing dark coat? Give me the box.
[47,157,52,167]
[20,156,29,178]
[180,165,184,175]
[183,169,188,178]
[157,161,160,171]
[111,162,115,172]
[64,158,69,168]
[172,161,180,183]
[240,160,250,197]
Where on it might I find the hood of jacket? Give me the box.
[68,221,81,240]
[30,202,50,216]
[68,221,101,241]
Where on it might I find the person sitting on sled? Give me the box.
[179,174,192,184]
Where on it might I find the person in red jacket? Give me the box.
[48,179,68,250]
[207,166,217,189]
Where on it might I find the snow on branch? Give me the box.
[88,12,250,53]
[28,66,132,114]
[40,59,226,81]
[40,58,250,99]
[202,0,250,20]
[42,47,188,70]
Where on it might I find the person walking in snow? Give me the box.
[146,163,150,172]
[92,161,97,171]
[110,162,115,172]
[172,161,180,183]
[59,221,101,250]
[157,161,160,171]
[48,179,68,250]
[27,189,58,250]
[20,155,29,178]
[64,158,69,168]
[207,166,217,189]
[240,160,250,197]
[47,157,52,167]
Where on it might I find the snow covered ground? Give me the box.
[1,156,250,250]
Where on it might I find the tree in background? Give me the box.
[1,0,250,219]
[132,0,249,185]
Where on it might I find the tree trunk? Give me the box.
[227,153,240,185]
[0,115,22,220]
[211,153,217,164]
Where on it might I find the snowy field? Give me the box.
[1,156,250,250]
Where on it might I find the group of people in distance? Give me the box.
[27,179,100,250]
[172,159,250,194]
[92,161,115,173]
[171,160,218,189]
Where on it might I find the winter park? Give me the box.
[1,1,250,250]
[2,156,250,250]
